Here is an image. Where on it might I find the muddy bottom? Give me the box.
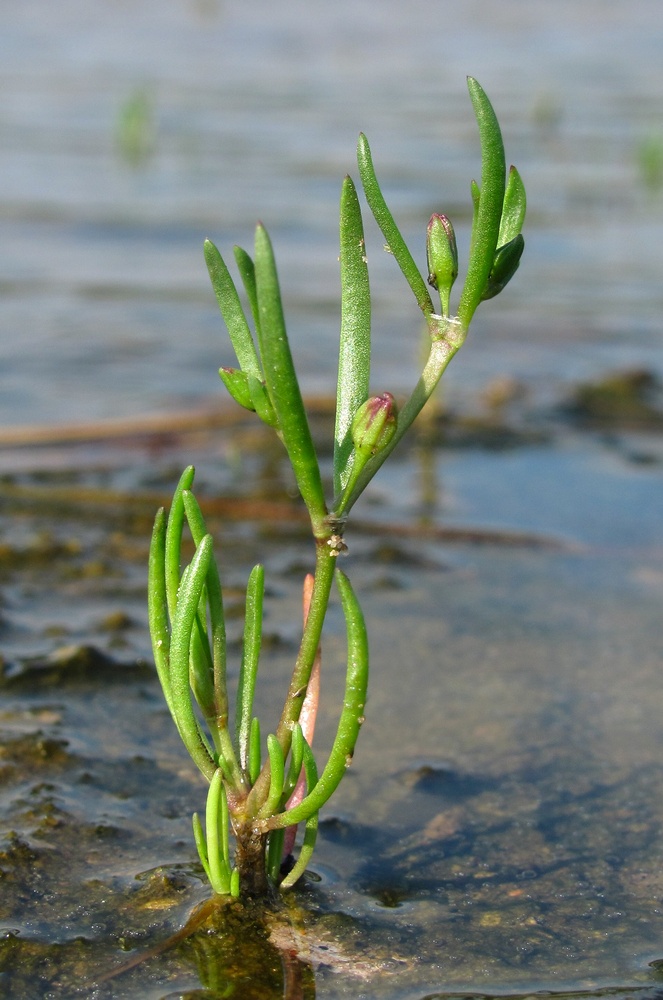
[1,399,663,999]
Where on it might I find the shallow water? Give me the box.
[1,404,662,998]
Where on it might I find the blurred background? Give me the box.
[2,0,663,429]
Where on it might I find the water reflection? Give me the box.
[178,902,316,1000]
[3,1,663,428]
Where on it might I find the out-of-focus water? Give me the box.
[2,0,663,426]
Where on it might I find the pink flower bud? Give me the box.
[351,393,398,457]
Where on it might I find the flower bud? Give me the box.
[351,393,398,458]
[426,213,458,316]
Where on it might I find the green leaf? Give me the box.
[468,179,481,263]
[236,565,264,774]
[205,769,232,895]
[192,812,212,882]
[279,735,319,889]
[182,490,227,709]
[258,733,286,819]
[284,721,305,799]
[253,224,327,532]
[357,133,435,316]
[219,367,254,411]
[247,373,279,428]
[457,78,507,329]
[248,716,262,785]
[498,165,526,246]
[233,245,261,336]
[266,828,285,883]
[189,609,216,725]
[179,490,246,794]
[204,238,262,379]
[168,534,217,781]
[147,508,174,715]
[481,234,525,300]
[164,465,196,621]
[334,175,371,497]
[357,133,434,317]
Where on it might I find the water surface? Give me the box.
[2,0,663,424]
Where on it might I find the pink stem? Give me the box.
[282,573,320,859]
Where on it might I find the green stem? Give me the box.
[335,315,466,517]
[245,538,336,816]
[264,568,368,830]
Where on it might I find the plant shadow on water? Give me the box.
[1,396,663,998]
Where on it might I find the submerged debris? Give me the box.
[563,368,663,428]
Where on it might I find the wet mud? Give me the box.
[1,393,663,998]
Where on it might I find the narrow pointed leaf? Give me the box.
[236,565,264,773]
[482,234,525,300]
[164,465,196,620]
[233,245,260,336]
[356,133,434,317]
[189,610,215,722]
[498,165,526,246]
[334,175,371,497]
[147,508,174,715]
[169,534,216,780]
[181,490,246,793]
[219,367,254,411]
[206,769,231,895]
[253,224,326,530]
[284,721,305,799]
[267,828,286,882]
[192,812,212,882]
[258,733,286,819]
[458,78,507,329]
[182,490,226,706]
[204,239,262,379]
[467,179,481,265]
[247,373,279,428]
[248,716,262,785]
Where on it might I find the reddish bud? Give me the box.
[351,393,398,457]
